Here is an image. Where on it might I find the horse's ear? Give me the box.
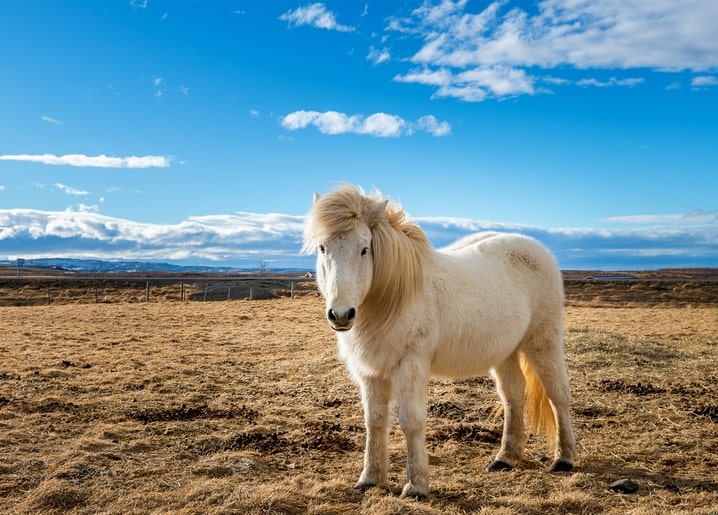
[313,192,321,204]
[367,199,388,226]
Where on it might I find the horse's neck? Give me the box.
[360,243,436,333]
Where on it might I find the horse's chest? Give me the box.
[337,334,408,377]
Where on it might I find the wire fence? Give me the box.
[0,276,318,306]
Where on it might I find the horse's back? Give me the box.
[440,231,563,310]
[443,232,557,272]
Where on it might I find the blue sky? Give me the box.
[1,0,717,270]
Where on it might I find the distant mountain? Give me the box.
[0,258,312,275]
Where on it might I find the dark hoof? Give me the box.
[548,459,574,472]
[352,483,379,494]
[610,478,639,493]
[404,493,427,501]
[485,460,514,472]
[353,482,377,493]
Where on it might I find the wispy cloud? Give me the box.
[280,110,451,137]
[603,210,718,225]
[691,75,718,87]
[41,115,64,126]
[577,77,645,88]
[279,3,354,32]
[0,153,171,168]
[0,208,715,270]
[55,183,90,196]
[395,65,534,101]
[387,1,718,101]
[152,77,165,98]
[367,46,391,65]
[415,115,451,137]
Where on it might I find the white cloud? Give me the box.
[55,183,90,196]
[395,66,533,102]
[416,115,451,137]
[41,115,64,126]
[577,77,645,88]
[417,216,718,269]
[0,208,306,264]
[279,3,354,32]
[77,203,100,213]
[367,46,391,65]
[359,113,406,137]
[603,210,718,225]
[1,208,716,269]
[0,153,171,168]
[691,75,718,87]
[280,110,451,137]
[386,0,718,101]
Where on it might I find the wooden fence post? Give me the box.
[145,282,150,303]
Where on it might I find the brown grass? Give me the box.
[1,291,717,514]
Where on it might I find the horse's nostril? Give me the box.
[327,308,356,326]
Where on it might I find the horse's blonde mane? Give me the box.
[304,185,434,326]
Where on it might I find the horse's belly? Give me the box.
[430,329,523,379]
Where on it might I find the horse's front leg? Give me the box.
[355,375,391,491]
[395,361,430,499]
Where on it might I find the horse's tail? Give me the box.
[520,354,557,449]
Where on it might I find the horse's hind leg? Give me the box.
[486,351,526,471]
[523,335,576,472]
[356,375,391,491]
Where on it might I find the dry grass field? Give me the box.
[1,279,717,514]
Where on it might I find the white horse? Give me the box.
[303,185,575,498]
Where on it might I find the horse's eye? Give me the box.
[361,247,369,256]
[319,245,325,254]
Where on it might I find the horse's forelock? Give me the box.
[303,185,385,252]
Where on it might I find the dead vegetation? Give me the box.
[0,282,717,514]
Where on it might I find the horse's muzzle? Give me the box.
[327,307,356,331]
